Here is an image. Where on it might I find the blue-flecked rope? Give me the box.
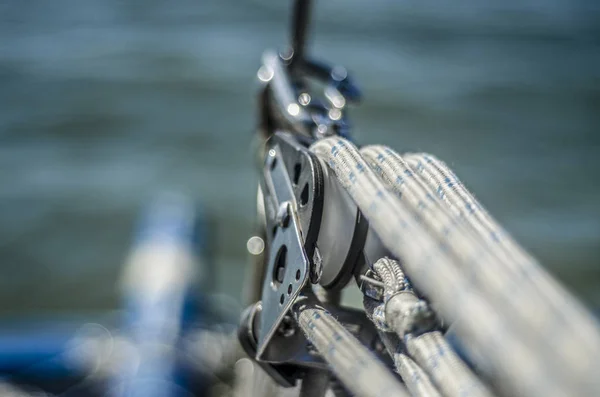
[378,331,442,397]
[292,297,409,397]
[404,152,600,361]
[310,137,573,397]
[365,257,493,397]
[360,145,600,394]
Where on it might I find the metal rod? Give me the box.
[290,0,312,69]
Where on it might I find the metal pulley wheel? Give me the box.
[256,133,367,293]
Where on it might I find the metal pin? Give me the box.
[360,275,385,289]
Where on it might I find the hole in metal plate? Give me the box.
[293,163,301,185]
[272,245,287,286]
[300,183,309,206]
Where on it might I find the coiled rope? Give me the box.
[311,137,600,397]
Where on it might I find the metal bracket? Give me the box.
[257,132,324,361]
[239,300,391,386]
[257,46,361,142]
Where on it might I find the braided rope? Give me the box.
[370,258,493,397]
[361,146,600,393]
[293,297,409,397]
[405,152,600,359]
[378,332,442,397]
[311,137,572,397]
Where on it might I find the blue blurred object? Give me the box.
[0,321,94,381]
[0,193,213,396]
[112,193,205,397]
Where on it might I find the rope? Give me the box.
[361,146,600,390]
[310,137,573,397]
[405,152,600,358]
[292,296,409,397]
[371,258,437,338]
[378,332,442,397]
[406,332,488,397]
[368,257,493,397]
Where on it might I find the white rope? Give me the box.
[368,257,493,397]
[396,352,441,397]
[293,297,409,397]
[310,137,572,397]
[378,332,442,397]
[360,145,600,393]
[405,152,600,357]
[364,295,439,397]
[405,332,488,397]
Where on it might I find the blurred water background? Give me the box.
[0,0,598,314]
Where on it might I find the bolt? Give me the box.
[277,315,296,338]
[267,149,278,170]
[276,201,291,228]
[276,267,286,284]
[310,247,323,284]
